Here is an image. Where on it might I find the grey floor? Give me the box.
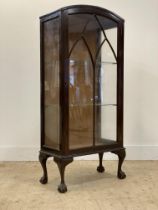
[0,160,157,210]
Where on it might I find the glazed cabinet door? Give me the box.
[67,13,119,149]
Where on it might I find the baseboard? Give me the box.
[0,145,158,161]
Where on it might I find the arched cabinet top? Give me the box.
[40,5,124,23]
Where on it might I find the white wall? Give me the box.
[0,0,158,160]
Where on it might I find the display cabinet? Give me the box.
[39,5,126,193]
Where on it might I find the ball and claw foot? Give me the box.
[118,170,126,179]
[97,166,105,173]
[112,148,126,180]
[39,176,48,184]
[97,152,105,173]
[39,152,49,185]
[58,183,67,193]
[54,157,73,193]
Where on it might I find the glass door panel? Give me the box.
[95,21,118,145]
[68,14,97,149]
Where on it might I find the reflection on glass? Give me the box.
[44,18,60,150]
[69,58,93,149]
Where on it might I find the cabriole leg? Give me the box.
[112,148,126,179]
[97,152,105,173]
[54,157,73,193]
[39,152,50,184]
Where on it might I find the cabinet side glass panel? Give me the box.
[43,18,60,150]
[95,16,118,145]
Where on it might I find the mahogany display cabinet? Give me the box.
[39,5,126,193]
